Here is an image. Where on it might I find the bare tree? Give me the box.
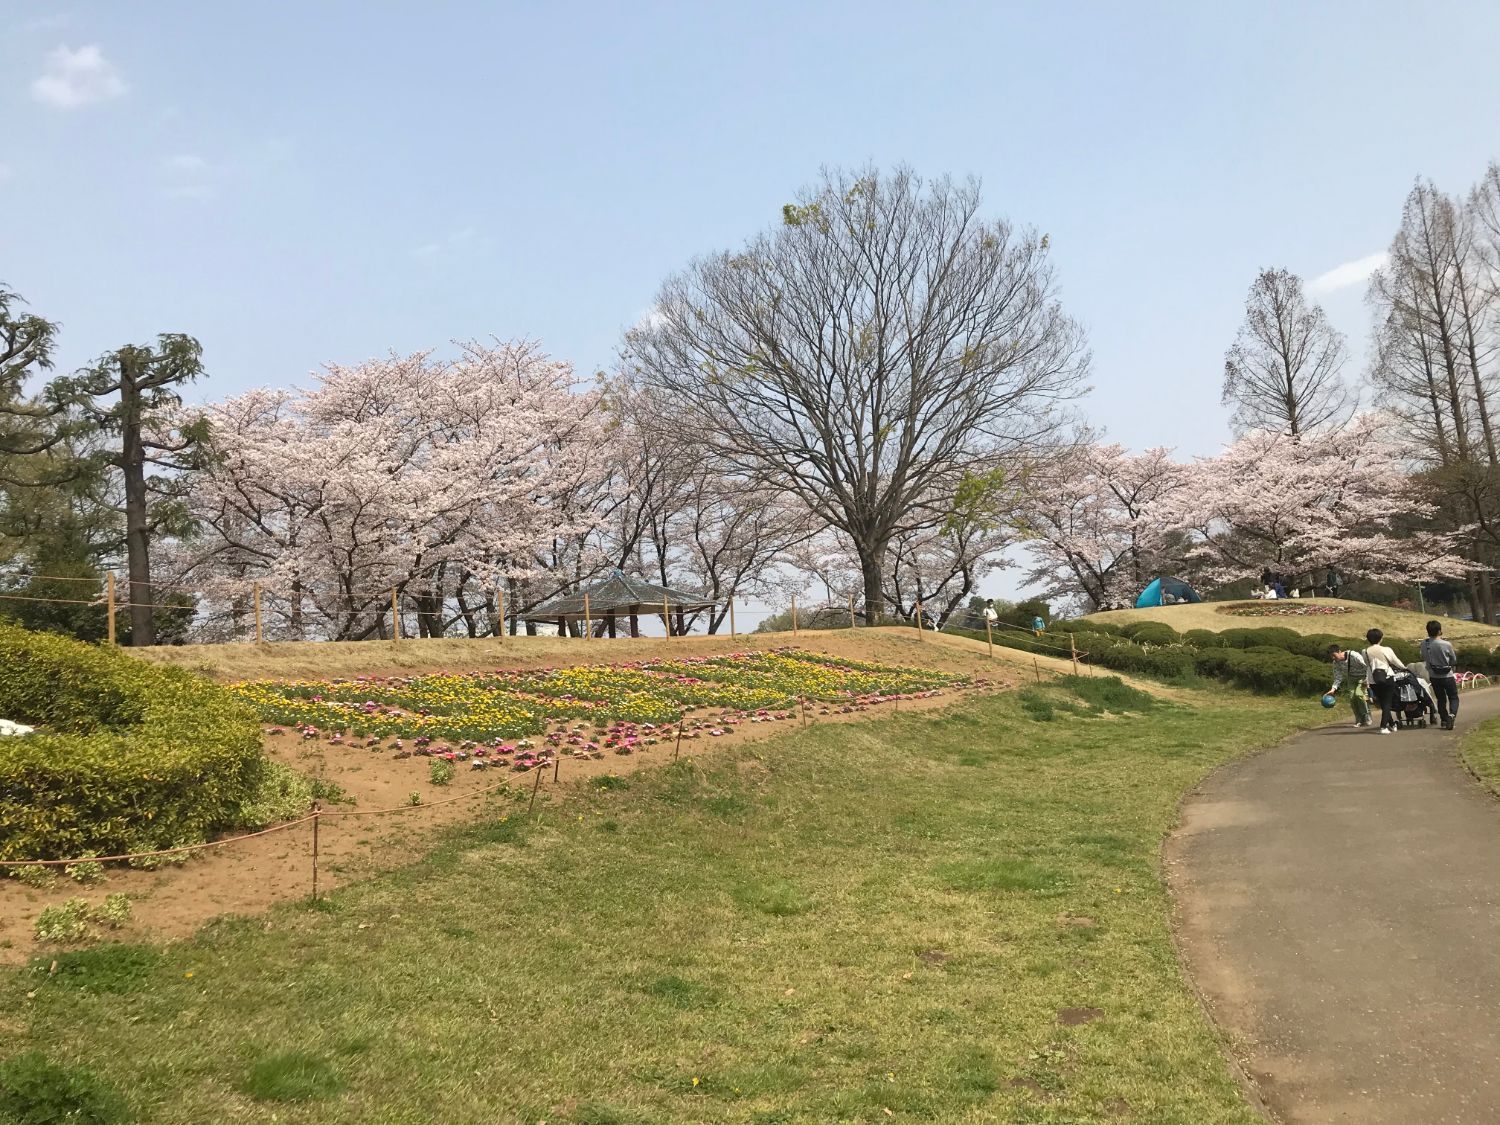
[625,166,1088,621]
[1369,179,1500,622]
[1222,268,1351,436]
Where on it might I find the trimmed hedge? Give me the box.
[0,622,267,860]
[1117,621,1180,646]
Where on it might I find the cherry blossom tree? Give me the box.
[1160,416,1469,587]
[174,341,614,640]
[1018,443,1188,612]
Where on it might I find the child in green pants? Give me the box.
[1327,645,1372,727]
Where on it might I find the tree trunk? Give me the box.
[119,361,155,647]
[860,549,884,625]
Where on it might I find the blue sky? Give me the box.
[4,1,1498,464]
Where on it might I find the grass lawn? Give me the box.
[1086,597,1500,644]
[2,678,1323,1124]
[1459,713,1500,796]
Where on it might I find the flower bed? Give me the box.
[1215,602,1353,618]
[232,651,974,772]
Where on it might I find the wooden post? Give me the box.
[850,595,856,630]
[729,599,736,637]
[584,592,592,639]
[792,595,798,635]
[985,619,994,656]
[106,572,116,646]
[253,582,263,644]
[916,598,925,642]
[498,584,505,643]
[310,804,321,902]
[674,718,684,761]
[664,594,671,637]
[391,587,400,643]
[1033,657,1041,683]
[1070,635,1079,677]
[528,762,544,815]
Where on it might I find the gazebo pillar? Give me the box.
[557,615,567,637]
[607,615,617,638]
[630,612,640,638]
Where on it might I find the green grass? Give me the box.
[1460,714,1500,795]
[1,678,1323,1123]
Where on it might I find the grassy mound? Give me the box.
[0,621,268,861]
[1085,597,1500,643]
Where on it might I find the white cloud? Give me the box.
[1308,251,1389,295]
[161,153,215,200]
[31,44,127,109]
[413,226,483,259]
[165,154,209,174]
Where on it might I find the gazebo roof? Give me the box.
[524,570,717,621]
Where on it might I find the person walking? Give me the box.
[1420,619,1460,730]
[1363,628,1409,734]
[1326,644,1372,727]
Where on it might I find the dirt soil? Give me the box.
[2,629,1028,964]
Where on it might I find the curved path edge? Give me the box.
[1166,688,1500,1125]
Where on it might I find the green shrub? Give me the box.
[65,856,105,885]
[0,1051,130,1124]
[96,893,131,929]
[8,864,57,889]
[0,620,267,861]
[1215,628,1261,650]
[1064,618,1123,636]
[1241,626,1302,650]
[1118,621,1180,646]
[1182,629,1222,649]
[429,758,456,786]
[1193,648,1326,695]
[34,899,92,944]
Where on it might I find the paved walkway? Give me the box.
[1168,689,1500,1124]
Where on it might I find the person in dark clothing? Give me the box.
[1420,619,1460,730]
[1325,568,1340,598]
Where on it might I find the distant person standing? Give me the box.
[1327,644,1371,728]
[983,599,999,628]
[1420,619,1459,730]
[1364,628,1409,734]
[1032,614,1046,638]
[1325,567,1340,598]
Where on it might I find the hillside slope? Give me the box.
[1085,597,1500,644]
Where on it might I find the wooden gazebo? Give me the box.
[525,570,717,637]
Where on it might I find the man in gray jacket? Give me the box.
[1328,644,1372,727]
[1420,620,1460,730]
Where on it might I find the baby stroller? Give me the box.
[1390,669,1437,729]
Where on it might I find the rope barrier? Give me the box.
[0,814,318,868]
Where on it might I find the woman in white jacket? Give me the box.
[1364,628,1409,734]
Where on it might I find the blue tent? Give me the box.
[1135,576,1201,609]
